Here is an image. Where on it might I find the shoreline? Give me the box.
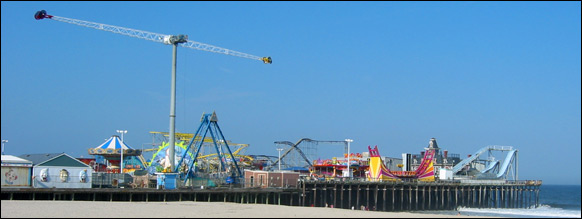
[1,200,495,218]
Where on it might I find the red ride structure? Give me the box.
[368,145,435,182]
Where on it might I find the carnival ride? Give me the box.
[450,145,518,180]
[88,135,143,173]
[310,153,370,180]
[481,160,500,174]
[271,138,347,171]
[173,112,243,185]
[367,145,435,182]
[143,131,253,173]
[145,140,253,173]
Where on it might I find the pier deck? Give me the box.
[1,179,542,212]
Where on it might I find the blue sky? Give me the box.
[1,2,580,185]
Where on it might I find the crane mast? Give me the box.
[35,10,271,174]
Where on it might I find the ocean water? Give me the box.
[419,185,581,218]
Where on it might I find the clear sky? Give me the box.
[1,2,580,185]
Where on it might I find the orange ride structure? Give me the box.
[367,145,435,182]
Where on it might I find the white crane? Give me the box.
[34,10,272,64]
[35,10,271,172]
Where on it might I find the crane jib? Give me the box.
[34,9,271,64]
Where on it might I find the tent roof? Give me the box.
[95,135,134,150]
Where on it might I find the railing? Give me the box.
[506,180,543,186]
[487,145,514,151]
[91,173,135,188]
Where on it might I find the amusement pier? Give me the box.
[2,112,542,212]
[2,10,542,213]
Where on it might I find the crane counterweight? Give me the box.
[34,10,51,20]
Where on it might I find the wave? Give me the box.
[458,205,581,218]
[542,202,581,211]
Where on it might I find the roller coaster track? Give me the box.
[271,138,347,169]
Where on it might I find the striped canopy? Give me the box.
[88,135,141,165]
[96,135,134,150]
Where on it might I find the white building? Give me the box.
[31,153,93,188]
[1,155,33,188]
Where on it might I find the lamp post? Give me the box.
[116,130,127,174]
[1,140,7,155]
[345,139,353,179]
[276,148,284,171]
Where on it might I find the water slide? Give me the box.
[453,145,517,179]
[481,160,499,173]
[495,149,517,179]
[451,146,491,174]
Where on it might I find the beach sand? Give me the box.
[1,200,493,218]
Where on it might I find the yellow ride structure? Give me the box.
[141,131,254,171]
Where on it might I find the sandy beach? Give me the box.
[1,200,494,218]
